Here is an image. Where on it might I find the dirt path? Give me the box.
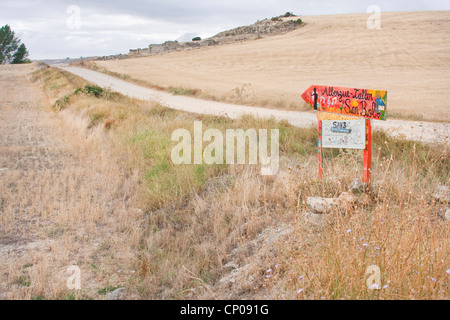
[61,66,449,145]
[0,64,139,299]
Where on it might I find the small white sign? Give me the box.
[322,119,366,149]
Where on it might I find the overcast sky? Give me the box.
[1,0,449,60]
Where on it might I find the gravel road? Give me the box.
[62,67,449,144]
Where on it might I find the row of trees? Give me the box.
[0,24,30,64]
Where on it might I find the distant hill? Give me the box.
[94,11,450,122]
[96,15,304,61]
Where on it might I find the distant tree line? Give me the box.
[0,25,30,64]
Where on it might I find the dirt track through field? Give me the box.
[62,66,450,144]
[0,64,137,299]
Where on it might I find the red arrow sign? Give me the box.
[301,85,387,121]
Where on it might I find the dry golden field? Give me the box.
[95,11,450,122]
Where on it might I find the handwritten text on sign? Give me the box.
[322,119,366,149]
[301,85,387,121]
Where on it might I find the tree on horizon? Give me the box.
[0,24,30,64]
[12,43,29,64]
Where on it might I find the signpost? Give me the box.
[301,85,387,185]
[301,85,387,121]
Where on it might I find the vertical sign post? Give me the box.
[363,119,372,185]
[318,119,323,178]
[302,85,387,187]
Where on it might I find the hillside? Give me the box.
[95,14,304,60]
[94,11,450,122]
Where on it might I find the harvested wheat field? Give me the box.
[95,11,450,122]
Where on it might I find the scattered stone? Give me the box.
[305,192,361,226]
[432,185,449,203]
[307,193,359,214]
[224,261,239,272]
[101,17,304,61]
[434,205,449,221]
[306,197,336,214]
[349,178,366,194]
[303,211,325,227]
[336,192,358,211]
[106,287,126,300]
[356,193,371,206]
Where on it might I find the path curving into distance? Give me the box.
[61,67,449,145]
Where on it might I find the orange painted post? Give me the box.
[318,120,323,178]
[363,119,372,185]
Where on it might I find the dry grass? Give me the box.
[269,135,450,300]
[92,11,450,122]
[2,65,447,300]
[0,64,141,300]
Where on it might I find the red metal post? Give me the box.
[318,120,323,178]
[363,119,372,185]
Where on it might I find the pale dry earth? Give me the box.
[94,11,450,123]
[62,66,450,144]
[0,64,139,299]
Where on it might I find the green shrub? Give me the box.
[74,85,104,97]
[192,37,201,41]
[53,94,72,110]
[84,85,103,97]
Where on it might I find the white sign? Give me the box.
[322,119,366,149]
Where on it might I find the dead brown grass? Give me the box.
[0,64,141,299]
[1,64,447,300]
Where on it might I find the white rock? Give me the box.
[336,192,358,210]
[432,185,449,203]
[349,178,365,194]
[306,197,336,214]
[106,287,126,300]
[303,211,324,227]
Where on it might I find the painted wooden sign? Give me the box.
[301,85,387,121]
[322,119,366,149]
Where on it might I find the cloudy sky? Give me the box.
[1,0,449,60]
